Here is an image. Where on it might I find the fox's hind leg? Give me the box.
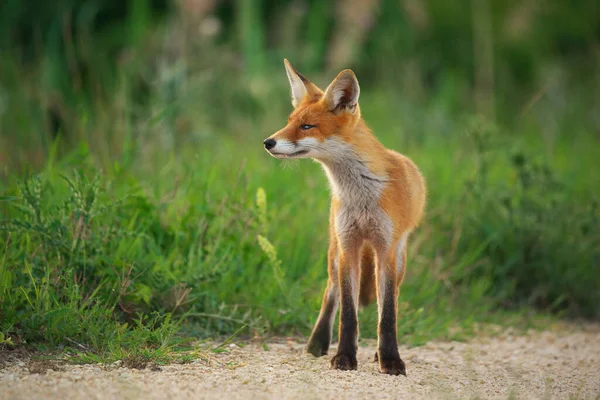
[306,219,339,357]
[306,278,338,356]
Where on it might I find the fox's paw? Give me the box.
[378,355,406,376]
[306,340,328,357]
[330,353,357,371]
[306,329,330,357]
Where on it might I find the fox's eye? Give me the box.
[300,124,316,130]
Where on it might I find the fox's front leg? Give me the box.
[375,238,407,376]
[330,249,360,371]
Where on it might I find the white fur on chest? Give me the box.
[316,138,392,249]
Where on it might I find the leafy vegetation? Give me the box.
[1,0,599,361]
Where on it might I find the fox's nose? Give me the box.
[263,138,276,150]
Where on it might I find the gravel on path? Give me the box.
[1,326,599,400]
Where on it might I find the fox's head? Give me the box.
[263,59,361,160]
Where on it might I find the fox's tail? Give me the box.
[358,246,377,307]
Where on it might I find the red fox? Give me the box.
[263,59,426,376]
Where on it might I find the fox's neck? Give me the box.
[317,122,388,204]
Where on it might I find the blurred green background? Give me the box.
[1,0,599,356]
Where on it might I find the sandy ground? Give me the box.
[1,326,600,400]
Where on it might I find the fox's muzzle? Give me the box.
[263,138,276,150]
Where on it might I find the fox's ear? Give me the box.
[284,59,322,108]
[323,69,360,113]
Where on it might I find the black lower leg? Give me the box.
[330,276,358,370]
[377,279,405,376]
[306,286,337,356]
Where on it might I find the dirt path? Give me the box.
[2,326,600,400]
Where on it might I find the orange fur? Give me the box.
[264,59,426,376]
